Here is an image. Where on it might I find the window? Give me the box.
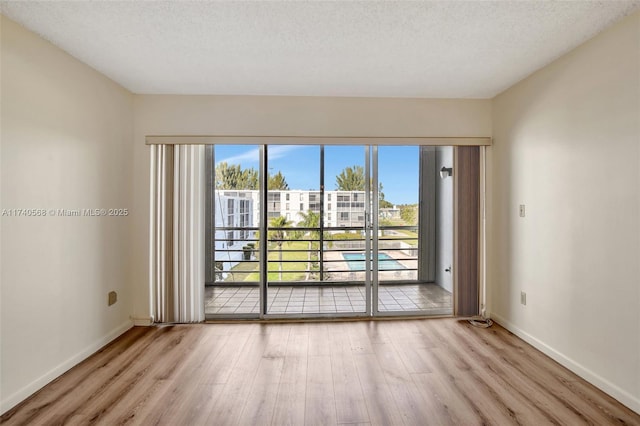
[227,199,235,234]
[239,200,250,240]
[268,192,281,216]
[207,144,452,318]
[209,144,262,296]
[309,193,321,211]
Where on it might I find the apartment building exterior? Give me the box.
[216,189,368,229]
[214,189,369,271]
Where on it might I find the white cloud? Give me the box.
[216,147,260,166]
[268,145,303,160]
[216,145,303,166]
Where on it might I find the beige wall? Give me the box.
[131,95,492,319]
[0,16,134,413]
[489,12,640,411]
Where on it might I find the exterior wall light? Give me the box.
[440,166,453,179]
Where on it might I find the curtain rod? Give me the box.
[145,135,492,146]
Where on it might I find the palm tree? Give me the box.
[335,165,365,190]
[268,171,289,190]
[215,162,258,189]
[268,216,291,280]
[297,210,320,280]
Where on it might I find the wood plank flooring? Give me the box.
[1,319,638,425]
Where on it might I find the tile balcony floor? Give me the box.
[205,283,452,316]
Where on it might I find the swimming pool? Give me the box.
[342,252,405,271]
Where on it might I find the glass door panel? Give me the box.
[207,145,261,316]
[374,146,453,315]
[322,146,369,315]
[265,145,324,315]
[375,146,420,313]
[264,145,369,316]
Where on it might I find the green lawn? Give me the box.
[223,227,417,283]
[230,240,318,282]
[331,225,418,247]
[384,229,419,247]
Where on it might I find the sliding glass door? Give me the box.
[206,144,453,319]
[206,145,262,316]
[372,146,452,315]
[320,146,371,315]
[264,145,369,316]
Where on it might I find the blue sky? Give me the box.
[215,145,419,205]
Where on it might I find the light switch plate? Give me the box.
[519,204,526,217]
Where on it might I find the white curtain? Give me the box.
[150,144,205,323]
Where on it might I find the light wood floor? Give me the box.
[1,319,638,425]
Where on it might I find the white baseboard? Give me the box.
[130,315,154,326]
[490,312,640,415]
[0,319,133,415]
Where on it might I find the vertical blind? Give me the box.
[454,146,480,316]
[150,145,205,323]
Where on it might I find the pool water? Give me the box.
[342,252,405,271]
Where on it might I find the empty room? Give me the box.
[1,1,639,425]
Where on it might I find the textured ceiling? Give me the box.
[1,1,639,98]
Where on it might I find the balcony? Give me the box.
[207,225,453,316]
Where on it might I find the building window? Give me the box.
[227,199,235,239]
[239,200,250,240]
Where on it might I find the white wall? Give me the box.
[489,12,640,412]
[0,16,134,413]
[132,95,492,321]
[435,146,453,292]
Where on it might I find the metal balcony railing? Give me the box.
[211,225,419,285]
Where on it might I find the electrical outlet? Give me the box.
[520,291,527,306]
[519,204,526,217]
[108,291,118,306]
